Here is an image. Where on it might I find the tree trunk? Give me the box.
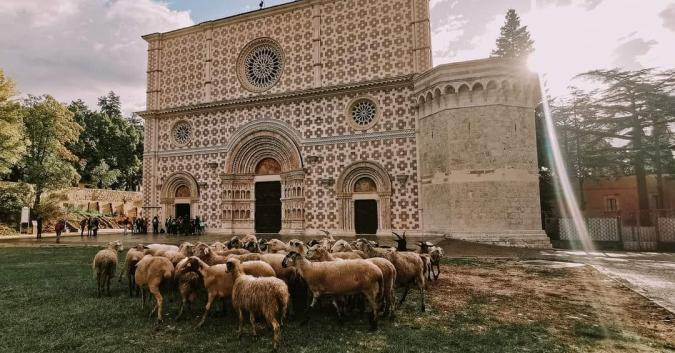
[630,98,650,226]
[654,122,665,211]
[32,189,42,217]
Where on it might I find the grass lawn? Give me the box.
[0,247,673,353]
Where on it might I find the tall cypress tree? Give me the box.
[492,9,535,59]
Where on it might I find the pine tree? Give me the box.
[492,9,535,59]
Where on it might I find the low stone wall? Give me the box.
[50,187,143,217]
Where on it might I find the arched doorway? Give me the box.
[336,161,392,235]
[159,172,200,222]
[353,177,378,234]
[254,158,282,233]
[222,121,305,235]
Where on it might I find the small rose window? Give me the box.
[172,121,192,145]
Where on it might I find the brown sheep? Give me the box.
[356,239,426,312]
[174,257,203,320]
[118,244,145,297]
[281,251,383,330]
[266,239,291,253]
[288,239,308,255]
[210,241,227,253]
[182,256,276,327]
[135,255,175,321]
[144,244,179,256]
[92,240,123,297]
[306,247,397,317]
[216,248,250,257]
[226,258,289,350]
[194,242,228,265]
[429,246,445,281]
[330,239,353,253]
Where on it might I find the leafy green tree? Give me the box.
[577,69,675,215]
[0,182,33,227]
[91,160,121,189]
[67,92,143,190]
[492,9,535,59]
[20,95,82,212]
[0,69,25,175]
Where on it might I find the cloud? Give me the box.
[0,0,193,115]
[431,0,675,97]
[661,3,675,31]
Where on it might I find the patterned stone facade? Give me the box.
[140,0,549,246]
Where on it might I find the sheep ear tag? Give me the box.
[204,247,210,255]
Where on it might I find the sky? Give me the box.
[0,0,673,116]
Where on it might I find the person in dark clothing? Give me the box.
[87,217,92,238]
[80,218,87,238]
[36,214,43,239]
[194,216,201,235]
[152,216,159,234]
[55,220,65,244]
[91,218,99,237]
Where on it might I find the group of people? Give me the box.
[119,215,205,236]
[164,215,205,236]
[78,217,100,238]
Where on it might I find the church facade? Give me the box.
[139,0,551,247]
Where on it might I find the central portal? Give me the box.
[255,181,282,234]
[355,199,378,234]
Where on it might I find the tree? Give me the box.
[0,182,33,228]
[554,69,675,218]
[91,160,121,189]
[552,89,625,210]
[492,9,535,59]
[67,92,143,191]
[20,95,82,212]
[97,91,122,118]
[0,69,25,175]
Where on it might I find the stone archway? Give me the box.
[221,122,305,235]
[159,171,200,221]
[336,161,392,234]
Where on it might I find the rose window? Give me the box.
[238,39,284,92]
[350,99,378,128]
[172,122,192,145]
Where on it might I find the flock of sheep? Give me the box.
[92,232,445,350]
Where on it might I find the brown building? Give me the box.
[138,0,550,247]
[582,175,675,213]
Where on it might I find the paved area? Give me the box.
[546,250,675,314]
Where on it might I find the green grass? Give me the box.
[0,247,618,353]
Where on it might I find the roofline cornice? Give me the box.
[137,74,414,118]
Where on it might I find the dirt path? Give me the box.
[433,258,675,352]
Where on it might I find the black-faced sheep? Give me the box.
[226,258,289,350]
[135,255,175,321]
[92,240,124,297]
[281,251,383,330]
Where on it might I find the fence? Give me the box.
[547,209,675,251]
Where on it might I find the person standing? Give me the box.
[152,216,159,234]
[55,220,65,244]
[79,218,87,238]
[36,214,43,240]
[87,217,92,238]
[92,218,99,237]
